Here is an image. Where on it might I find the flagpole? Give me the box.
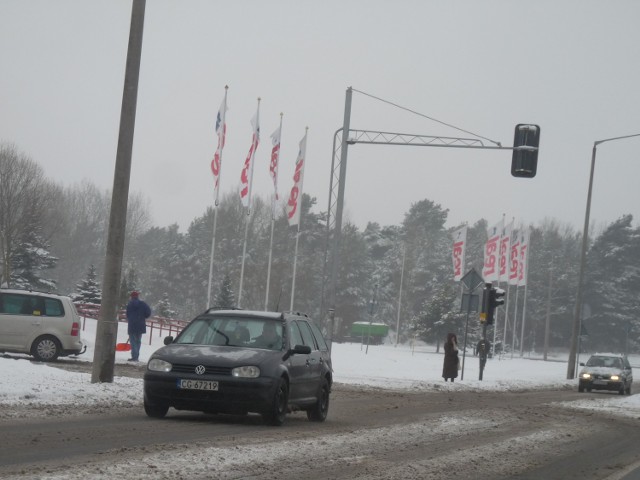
[207,86,228,309]
[493,214,505,356]
[207,206,220,308]
[502,217,514,353]
[265,113,283,311]
[511,286,520,359]
[290,224,301,311]
[238,210,251,307]
[289,127,308,312]
[519,228,531,357]
[238,98,261,307]
[395,243,406,346]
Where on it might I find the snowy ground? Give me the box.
[3,317,640,479]
[1,316,639,419]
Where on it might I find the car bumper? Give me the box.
[61,339,85,356]
[579,379,624,391]
[144,372,277,414]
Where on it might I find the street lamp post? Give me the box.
[567,133,640,379]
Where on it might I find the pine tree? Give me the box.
[9,208,58,291]
[73,264,102,304]
[213,274,236,309]
[156,292,176,320]
[583,215,640,352]
[119,268,137,308]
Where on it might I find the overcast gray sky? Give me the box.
[2,0,639,233]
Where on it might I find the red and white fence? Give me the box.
[74,302,189,344]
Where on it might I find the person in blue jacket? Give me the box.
[126,291,151,362]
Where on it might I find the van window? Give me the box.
[0,294,28,314]
[0,294,64,317]
[44,298,64,316]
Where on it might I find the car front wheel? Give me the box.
[144,397,169,418]
[32,336,61,362]
[307,378,330,422]
[263,377,288,426]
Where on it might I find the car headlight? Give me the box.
[232,366,260,378]
[610,375,620,381]
[581,373,591,379]
[148,358,172,372]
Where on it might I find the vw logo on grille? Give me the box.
[195,365,206,375]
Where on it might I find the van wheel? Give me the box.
[32,336,61,362]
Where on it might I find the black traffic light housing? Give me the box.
[480,284,490,324]
[486,286,506,325]
[480,283,506,325]
[511,124,541,178]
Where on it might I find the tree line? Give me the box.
[1,143,638,353]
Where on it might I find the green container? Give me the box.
[351,322,389,337]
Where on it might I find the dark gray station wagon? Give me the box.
[143,310,332,425]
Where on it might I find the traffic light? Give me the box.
[486,287,506,325]
[511,124,541,178]
[479,283,491,324]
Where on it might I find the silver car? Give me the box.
[0,288,85,361]
[578,353,633,395]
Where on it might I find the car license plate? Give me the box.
[177,379,219,391]
[593,379,607,385]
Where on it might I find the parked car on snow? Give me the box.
[143,309,332,425]
[0,288,85,361]
[578,353,633,395]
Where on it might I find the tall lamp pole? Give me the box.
[567,133,640,379]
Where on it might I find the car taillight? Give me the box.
[71,322,80,337]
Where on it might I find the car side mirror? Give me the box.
[293,344,311,355]
[283,344,311,360]
[579,362,585,366]
[164,336,174,346]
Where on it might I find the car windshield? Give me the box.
[586,356,622,369]
[176,315,283,351]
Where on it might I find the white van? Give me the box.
[0,289,85,361]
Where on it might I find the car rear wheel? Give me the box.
[144,397,169,418]
[263,377,288,426]
[307,378,330,422]
[32,336,61,362]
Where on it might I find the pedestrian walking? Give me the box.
[126,291,151,362]
[442,332,460,382]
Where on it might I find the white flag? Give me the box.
[498,220,513,283]
[239,107,260,208]
[518,227,531,286]
[451,226,467,282]
[269,126,281,203]
[286,132,308,226]
[509,228,521,286]
[482,219,503,282]
[210,94,227,203]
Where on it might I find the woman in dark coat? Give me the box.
[442,332,459,382]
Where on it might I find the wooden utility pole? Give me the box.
[92,0,146,383]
